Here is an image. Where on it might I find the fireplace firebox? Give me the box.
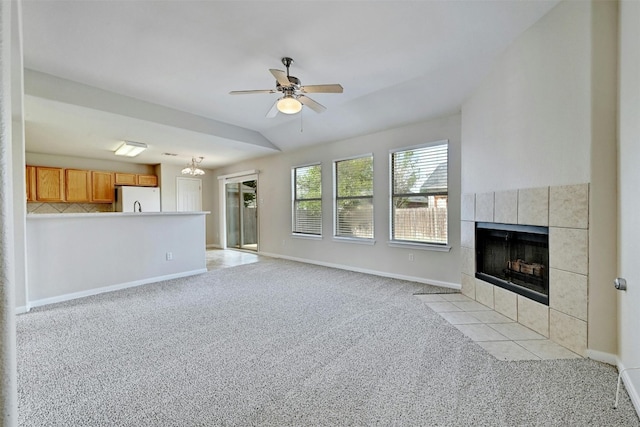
[475,222,549,305]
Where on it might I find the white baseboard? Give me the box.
[618,360,640,417]
[586,349,618,366]
[259,251,461,290]
[27,268,208,309]
[15,305,30,315]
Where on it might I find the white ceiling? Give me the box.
[21,0,559,169]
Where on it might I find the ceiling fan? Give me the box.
[230,57,343,117]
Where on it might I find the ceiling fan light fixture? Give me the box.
[182,156,205,176]
[276,96,302,114]
[230,57,342,117]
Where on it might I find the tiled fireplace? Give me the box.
[461,184,589,355]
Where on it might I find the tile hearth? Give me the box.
[416,293,582,361]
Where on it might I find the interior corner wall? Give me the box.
[587,0,618,359]
[460,0,618,356]
[201,171,218,247]
[158,163,181,212]
[1,0,19,422]
[617,0,640,398]
[211,114,462,287]
[11,0,26,312]
[158,163,217,247]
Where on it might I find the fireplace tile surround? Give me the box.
[461,184,589,355]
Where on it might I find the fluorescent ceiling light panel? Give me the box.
[115,140,147,157]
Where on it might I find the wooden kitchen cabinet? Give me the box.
[35,167,65,202]
[114,172,136,186]
[91,171,114,203]
[65,169,92,202]
[115,173,157,187]
[136,174,158,187]
[28,164,155,203]
[26,166,36,201]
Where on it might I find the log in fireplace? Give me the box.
[475,222,549,305]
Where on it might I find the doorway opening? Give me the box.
[225,179,258,251]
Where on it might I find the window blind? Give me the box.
[391,142,448,244]
[292,164,322,235]
[335,156,374,239]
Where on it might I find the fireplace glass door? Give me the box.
[475,222,549,305]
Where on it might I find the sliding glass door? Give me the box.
[225,179,258,251]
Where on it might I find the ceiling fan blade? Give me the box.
[299,95,326,113]
[265,100,279,118]
[229,89,276,95]
[300,84,343,94]
[269,69,292,86]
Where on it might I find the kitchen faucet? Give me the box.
[133,200,142,212]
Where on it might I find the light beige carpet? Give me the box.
[17,258,639,426]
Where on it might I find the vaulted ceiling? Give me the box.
[21,0,559,169]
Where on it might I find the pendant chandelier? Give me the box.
[181,156,205,176]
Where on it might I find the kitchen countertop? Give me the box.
[26,209,209,306]
[26,211,211,219]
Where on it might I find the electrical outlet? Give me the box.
[166,252,173,261]
[408,253,414,262]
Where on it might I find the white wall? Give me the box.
[25,213,207,306]
[25,152,156,175]
[11,0,26,311]
[2,2,20,420]
[157,162,216,246]
[158,162,181,212]
[461,0,591,194]
[461,0,618,356]
[211,114,461,287]
[617,0,640,412]
[587,0,619,361]
[201,170,218,246]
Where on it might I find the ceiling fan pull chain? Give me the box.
[300,109,304,133]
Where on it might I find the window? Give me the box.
[391,141,448,245]
[292,164,322,235]
[334,155,374,239]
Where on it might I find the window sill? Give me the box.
[333,236,376,246]
[388,241,451,252]
[291,233,322,241]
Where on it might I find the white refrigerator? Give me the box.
[116,186,161,212]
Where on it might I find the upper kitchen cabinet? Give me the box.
[114,172,136,186]
[35,167,64,202]
[91,171,114,203]
[115,173,157,187]
[26,166,36,201]
[137,174,158,187]
[27,164,156,204]
[65,169,92,202]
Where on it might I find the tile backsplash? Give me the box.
[28,202,114,214]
